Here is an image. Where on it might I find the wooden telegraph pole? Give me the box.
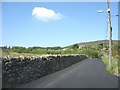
[107,0,112,68]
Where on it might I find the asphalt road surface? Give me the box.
[17,59,118,88]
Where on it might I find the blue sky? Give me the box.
[2,2,118,47]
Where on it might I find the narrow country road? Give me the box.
[16,59,118,88]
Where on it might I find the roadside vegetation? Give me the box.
[101,44,120,76]
[1,40,120,76]
[1,44,101,58]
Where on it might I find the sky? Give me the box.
[2,2,118,47]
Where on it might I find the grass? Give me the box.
[2,51,44,58]
[2,50,87,58]
[102,56,119,76]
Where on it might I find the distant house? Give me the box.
[79,45,84,49]
[62,48,68,51]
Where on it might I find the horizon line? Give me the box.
[1,39,119,48]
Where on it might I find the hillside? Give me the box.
[78,40,119,46]
[64,40,120,49]
[65,40,119,48]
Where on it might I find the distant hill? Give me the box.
[78,40,119,46]
[65,40,120,48]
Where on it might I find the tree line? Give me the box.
[1,43,120,59]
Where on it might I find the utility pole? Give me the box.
[107,0,112,68]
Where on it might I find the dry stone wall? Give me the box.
[2,55,87,88]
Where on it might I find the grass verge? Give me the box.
[102,56,119,76]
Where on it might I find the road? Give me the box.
[17,59,118,88]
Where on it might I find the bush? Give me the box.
[81,49,101,58]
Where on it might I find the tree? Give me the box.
[72,44,79,49]
[96,43,104,50]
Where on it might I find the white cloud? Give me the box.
[32,7,63,22]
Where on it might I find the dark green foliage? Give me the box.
[81,49,101,58]
[72,44,79,49]
[12,46,30,53]
[97,43,104,50]
[46,46,61,50]
[112,44,120,58]
[10,46,62,54]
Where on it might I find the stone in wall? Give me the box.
[2,55,87,88]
